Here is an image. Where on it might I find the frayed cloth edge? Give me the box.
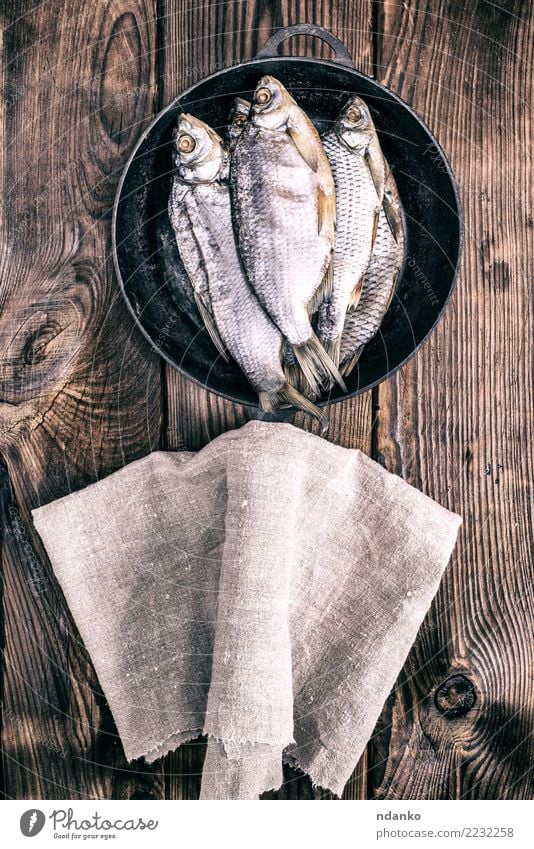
[133,733,348,799]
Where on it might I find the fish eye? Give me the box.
[178,133,196,153]
[256,87,272,105]
[234,114,247,125]
[346,106,363,123]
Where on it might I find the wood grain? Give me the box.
[1,0,532,801]
[158,0,374,798]
[0,0,163,799]
[368,0,534,799]
[159,0,374,457]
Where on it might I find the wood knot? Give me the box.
[434,674,476,717]
[0,261,96,403]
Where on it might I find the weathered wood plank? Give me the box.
[158,0,374,798]
[0,0,163,799]
[369,0,534,799]
[4,0,530,803]
[160,0,374,451]
[158,0,279,454]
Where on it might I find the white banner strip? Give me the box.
[2,799,532,848]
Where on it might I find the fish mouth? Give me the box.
[230,98,251,126]
[339,96,371,130]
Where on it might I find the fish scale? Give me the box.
[317,130,380,359]
[171,177,285,392]
[232,124,331,344]
[230,74,344,397]
[340,181,405,374]
[168,114,328,428]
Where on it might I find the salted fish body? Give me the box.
[316,97,386,365]
[230,76,343,395]
[232,125,331,341]
[168,114,327,427]
[339,174,405,375]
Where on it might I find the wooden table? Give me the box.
[1,0,532,800]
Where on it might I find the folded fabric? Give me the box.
[32,421,462,799]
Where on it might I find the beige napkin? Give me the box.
[32,421,461,799]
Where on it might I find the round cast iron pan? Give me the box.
[113,25,462,414]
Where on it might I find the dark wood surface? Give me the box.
[0,0,532,799]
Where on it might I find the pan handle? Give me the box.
[255,24,354,68]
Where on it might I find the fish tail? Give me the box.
[308,259,334,316]
[322,336,342,369]
[282,384,329,433]
[293,335,347,394]
[283,363,317,400]
[259,385,329,433]
[340,346,364,378]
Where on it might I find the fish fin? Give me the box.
[317,184,336,238]
[281,384,329,433]
[287,121,319,173]
[283,363,301,388]
[287,117,335,237]
[258,390,278,413]
[383,194,403,244]
[293,335,347,394]
[340,346,364,378]
[349,273,366,310]
[283,362,317,400]
[371,208,380,249]
[365,147,385,202]
[308,259,334,316]
[382,165,404,243]
[322,336,342,369]
[383,269,400,314]
[259,385,329,433]
[194,293,229,362]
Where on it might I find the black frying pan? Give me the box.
[112,25,462,413]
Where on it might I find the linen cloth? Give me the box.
[32,421,462,799]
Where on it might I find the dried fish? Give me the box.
[230,75,344,395]
[317,95,395,368]
[168,114,328,429]
[340,171,405,376]
[225,97,251,151]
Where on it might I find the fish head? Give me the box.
[250,76,292,130]
[226,98,251,148]
[229,97,251,129]
[335,96,374,153]
[172,114,226,183]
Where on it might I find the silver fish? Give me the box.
[317,95,392,369]
[225,97,250,151]
[168,114,328,428]
[230,75,344,396]
[339,172,405,376]
[158,226,202,331]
